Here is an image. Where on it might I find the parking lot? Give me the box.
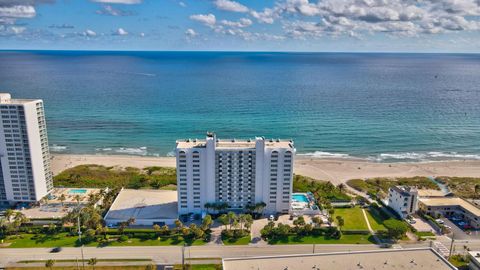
[441,218,480,240]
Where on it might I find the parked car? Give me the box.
[50,247,62,253]
[408,219,417,224]
[269,215,275,221]
[435,219,445,224]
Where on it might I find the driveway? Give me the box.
[250,218,269,244]
[410,217,435,233]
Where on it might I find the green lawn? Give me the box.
[365,208,387,231]
[334,207,369,231]
[221,235,251,245]
[3,233,207,248]
[268,234,375,245]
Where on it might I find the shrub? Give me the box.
[118,235,129,242]
[383,219,408,240]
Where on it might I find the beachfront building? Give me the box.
[387,186,419,218]
[418,197,480,229]
[0,93,53,204]
[175,133,294,215]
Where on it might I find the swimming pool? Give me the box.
[292,194,309,203]
[68,189,87,194]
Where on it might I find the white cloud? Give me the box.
[84,29,97,37]
[249,0,480,38]
[189,13,216,26]
[0,5,35,18]
[10,25,25,34]
[214,0,249,13]
[221,18,252,27]
[179,1,187,7]
[114,27,128,35]
[90,0,142,4]
[139,32,145,37]
[185,28,197,37]
[250,8,277,24]
[96,5,135,16]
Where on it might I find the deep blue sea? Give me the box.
[0,51,479,162]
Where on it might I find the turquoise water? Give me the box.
[0,51,479,162]
[68,189,87,194]
[292,194,309,203]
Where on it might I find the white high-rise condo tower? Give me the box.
[0,93,53,204]
[176,133,295,215]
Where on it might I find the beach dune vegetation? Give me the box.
[54,165,176,189]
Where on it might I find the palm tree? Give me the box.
[475,184,480,199]
[88,257,98,270]
[255,202,267,215]
[337,183,346,193]
[174,219,183,233]
[13,212,28,236]
[45,259,55,270]
[217,214,229,231]
[227,212,236,230]
[336,216,344,231]
[4,209,14,222]
[74,194,81,206]
[59,194,66,207]
[204,203,211,213]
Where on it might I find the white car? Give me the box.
[408,219,417,224]
[269,215,275,221]
[436,219,445,224]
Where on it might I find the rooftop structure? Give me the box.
[176,133,294,215]
[417,189,450,198]
[0,93,53,204]
[104,189,178,226]
[222,248,457,270]
[419,197,480,217]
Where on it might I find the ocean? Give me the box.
[0,51,479,162]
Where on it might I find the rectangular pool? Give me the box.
[292,194,309,203]
[68,189,87,194]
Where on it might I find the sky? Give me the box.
[0,0,479,52]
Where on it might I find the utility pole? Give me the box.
[448,232,455,259]
[77,215,85,270]
[313,244,316,254]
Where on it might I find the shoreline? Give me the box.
[51,154,480,185]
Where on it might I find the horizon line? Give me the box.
[0,49,479,55]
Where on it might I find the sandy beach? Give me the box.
[51,154,480,185]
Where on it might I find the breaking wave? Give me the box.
[299,150,480,162]
[95,146,159,156]
[297,151,351,159]
[49,144,68,152]
[369,151,480,162]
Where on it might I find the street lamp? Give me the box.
[77,215,85,269]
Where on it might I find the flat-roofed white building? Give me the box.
[418,197,480,229]
[222,248,457,270]
[176,133,294,215]
[0,93,53,204]
[387,185,418,218]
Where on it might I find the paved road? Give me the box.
[0,244,391,266]
[3,240,480,267]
